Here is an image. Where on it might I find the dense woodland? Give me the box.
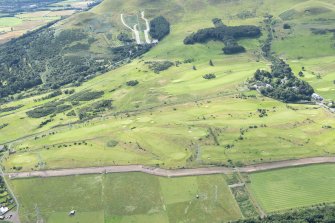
[0,23,152,99]
[249,15,314,102]
[251,60,314,102]
[184,18,261,54]
[149,16,170,41]
[0,27,109,98]
[233,205,335,223]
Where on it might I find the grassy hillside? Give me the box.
[1,1,335,222]
[1,0,334,172]
[10,173,242,223]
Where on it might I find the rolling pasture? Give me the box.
[3,95,335,172]
[1,0,335,172]
[249,164,335,212]
[1,0,335,222]
[10,173,242,223]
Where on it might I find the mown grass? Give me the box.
[249,164,335,212]
[4,95,335,172]
[10,173,242,223]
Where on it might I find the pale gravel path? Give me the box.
[120,14,141,44]
[6,156,335,179]
[132,24,141,44]
[141,11,151,44]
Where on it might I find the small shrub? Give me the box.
[203,73,216,79]
[67,90,104,102]
[107,140,119,147]
[146,61,174,73]
[66,110,76,117]
[0,123,9,129]
[126,80,139,86]
[283,23,291,29]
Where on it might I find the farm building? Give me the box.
[312,93,323,101]
[0,206,8,214]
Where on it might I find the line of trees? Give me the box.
[0,21,153,99]
[248,15,314,102]
[233,205,335,223]
[184,18,261,54]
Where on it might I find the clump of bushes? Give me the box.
[117,32,133,43]
[257,109,268,118]
[0,105,24,113]
[107,140,119,148]
[126,80,139,86]
[0,123,9,129]
[283,23,291,29]
[67,90,104,102]
[203,73,216,79]
[26,101,72,118]
[38,118,53,128]
[56,104,72,113]
[146,61,174,73]
[64,89,75,95]
[27,104,57,118]
[149,16,170,41]
[41,90,62,100]
[78,100,112,120]
[111,44,152,61]
[66,110,76,117]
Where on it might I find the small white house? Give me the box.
[312,93,323,101]
[0,206,8,214]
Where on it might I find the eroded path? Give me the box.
[120,14,141,44]
[6,156,335,179]
[141,11,151,44]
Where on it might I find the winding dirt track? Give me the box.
[6,157,335,179]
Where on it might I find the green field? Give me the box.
[249,164,335,212]
[1,0,335,222]
[10,173,242,223]
[1,0,334,172]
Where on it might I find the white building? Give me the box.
[0,206,8,214]
[311,93,323,101]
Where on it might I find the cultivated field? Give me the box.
[10,173,241,223]
[0,11,61,43]
[0,0,93,43]
[249,164,335,212]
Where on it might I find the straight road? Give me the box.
[6,156,335,179]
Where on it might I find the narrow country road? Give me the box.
[6,156,335,179]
